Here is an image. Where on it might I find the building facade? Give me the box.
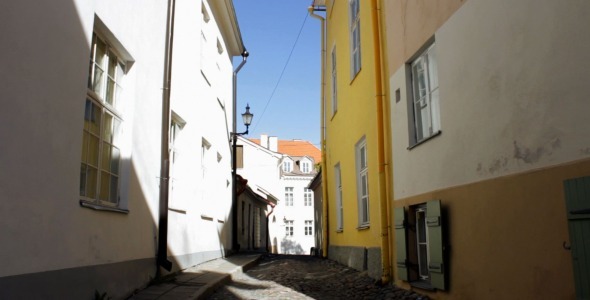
[310,0,392,280]
[0,0,245,298]
[384,0,590,298]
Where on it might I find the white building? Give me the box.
[242,135,321,255]
[0,0,245,298]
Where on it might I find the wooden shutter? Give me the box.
[426,199,446,290]
[394,206,408,281]
[564,176,590,298]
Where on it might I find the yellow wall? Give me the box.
[324,0,381,247]
[392,159,590,299]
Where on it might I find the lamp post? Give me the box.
[232,104,253,252]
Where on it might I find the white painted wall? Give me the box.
[278,176,316,254]
[0,0,242,297]
[389,0,590,199]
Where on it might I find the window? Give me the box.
[285,187,294,206]
[80,32,126,207]
[395,200,447,290]
[356,137,369,226]
[304,188,312,206]
[334,163,343,230]
[301,161,311,173]
[409,43,440,146]
[285,220,294,236]
[236,145,244,168]
[305,220,313,236]
[349,0,361,78]
[283,160,292,172]
[331,45,338,114]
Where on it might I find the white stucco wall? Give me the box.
[390,0,590,199]
[278,176,316,254]
[0,0,168,278]
[0,0,241,294]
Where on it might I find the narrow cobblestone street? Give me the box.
[207,255,428,300]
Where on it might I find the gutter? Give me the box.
[371,0,391,284]
[308,5,329,258]
[157,0,176,272]
[231,51,249,252]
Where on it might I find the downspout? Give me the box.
[371,0,391,284]
[231,51,249,252]
[308,5,329,258]
[157,0,176,272]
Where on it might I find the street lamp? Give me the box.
[232,104,253,252]
[238,104,253,136]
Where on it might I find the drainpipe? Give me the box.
[371,0,391,284]
[157,0,176,272]
[308,5,329,258]
[231,51,249,252]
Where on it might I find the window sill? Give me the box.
[80,200,129,214]
[356,225,370,231]
[409,280,436,291]
[336,229,343,233]
[407,130,442,150]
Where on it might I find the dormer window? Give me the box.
[301,161,311,173]
[283,160,292,172]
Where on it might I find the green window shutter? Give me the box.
[394,206,408,281]
[426,199,446,290]
[563,176,590,298]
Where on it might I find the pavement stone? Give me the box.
[207,254,429,300]
[128,253,261,300]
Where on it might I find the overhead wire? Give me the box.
[250,12,309,134]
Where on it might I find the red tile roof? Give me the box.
[250,139,321,163]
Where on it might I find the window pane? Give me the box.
[109,175,118,203]
[419,244,429,277]
[85,100,101,135]
[88,135,100,166]
[101,142,111,170]
[427,47,438,89]
[99,171,110,201]
[81,131,89,161]
[92,63,105,95]
[362,197,368,222]
[80,164,87,196]
[106,77,116,106]
[111,146,120,175]
[86,166,97,198]
[430,88,440,133]
[361,174,367,196]
[360,146,366,169]
[103,113,113,143]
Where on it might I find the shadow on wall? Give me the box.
[281,238,305,254]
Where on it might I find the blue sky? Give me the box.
[233,0,321,146]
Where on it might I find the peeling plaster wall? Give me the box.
[388,0,590,199]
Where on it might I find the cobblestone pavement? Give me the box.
[207,254,428,300]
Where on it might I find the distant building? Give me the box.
[246,135,321,254]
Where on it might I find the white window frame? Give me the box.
[285,220,294,236]
[283,159,293,173]
[409,43,440,146]
[356,137,369,227]
[305,220,313,236]
[331,44,338,115]
[415,204,430,280]
[349,0,361,79]
[304,188,313,206]
[285,187,294,206]
[334,163,343,230]
[301,160,311,173]
[80,31,127,210]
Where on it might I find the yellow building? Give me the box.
[310,0,392,281]
[384,0,590,298]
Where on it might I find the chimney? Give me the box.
[260,134,268,149]
[269,136,278,152]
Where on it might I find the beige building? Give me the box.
[384,0,590,298]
